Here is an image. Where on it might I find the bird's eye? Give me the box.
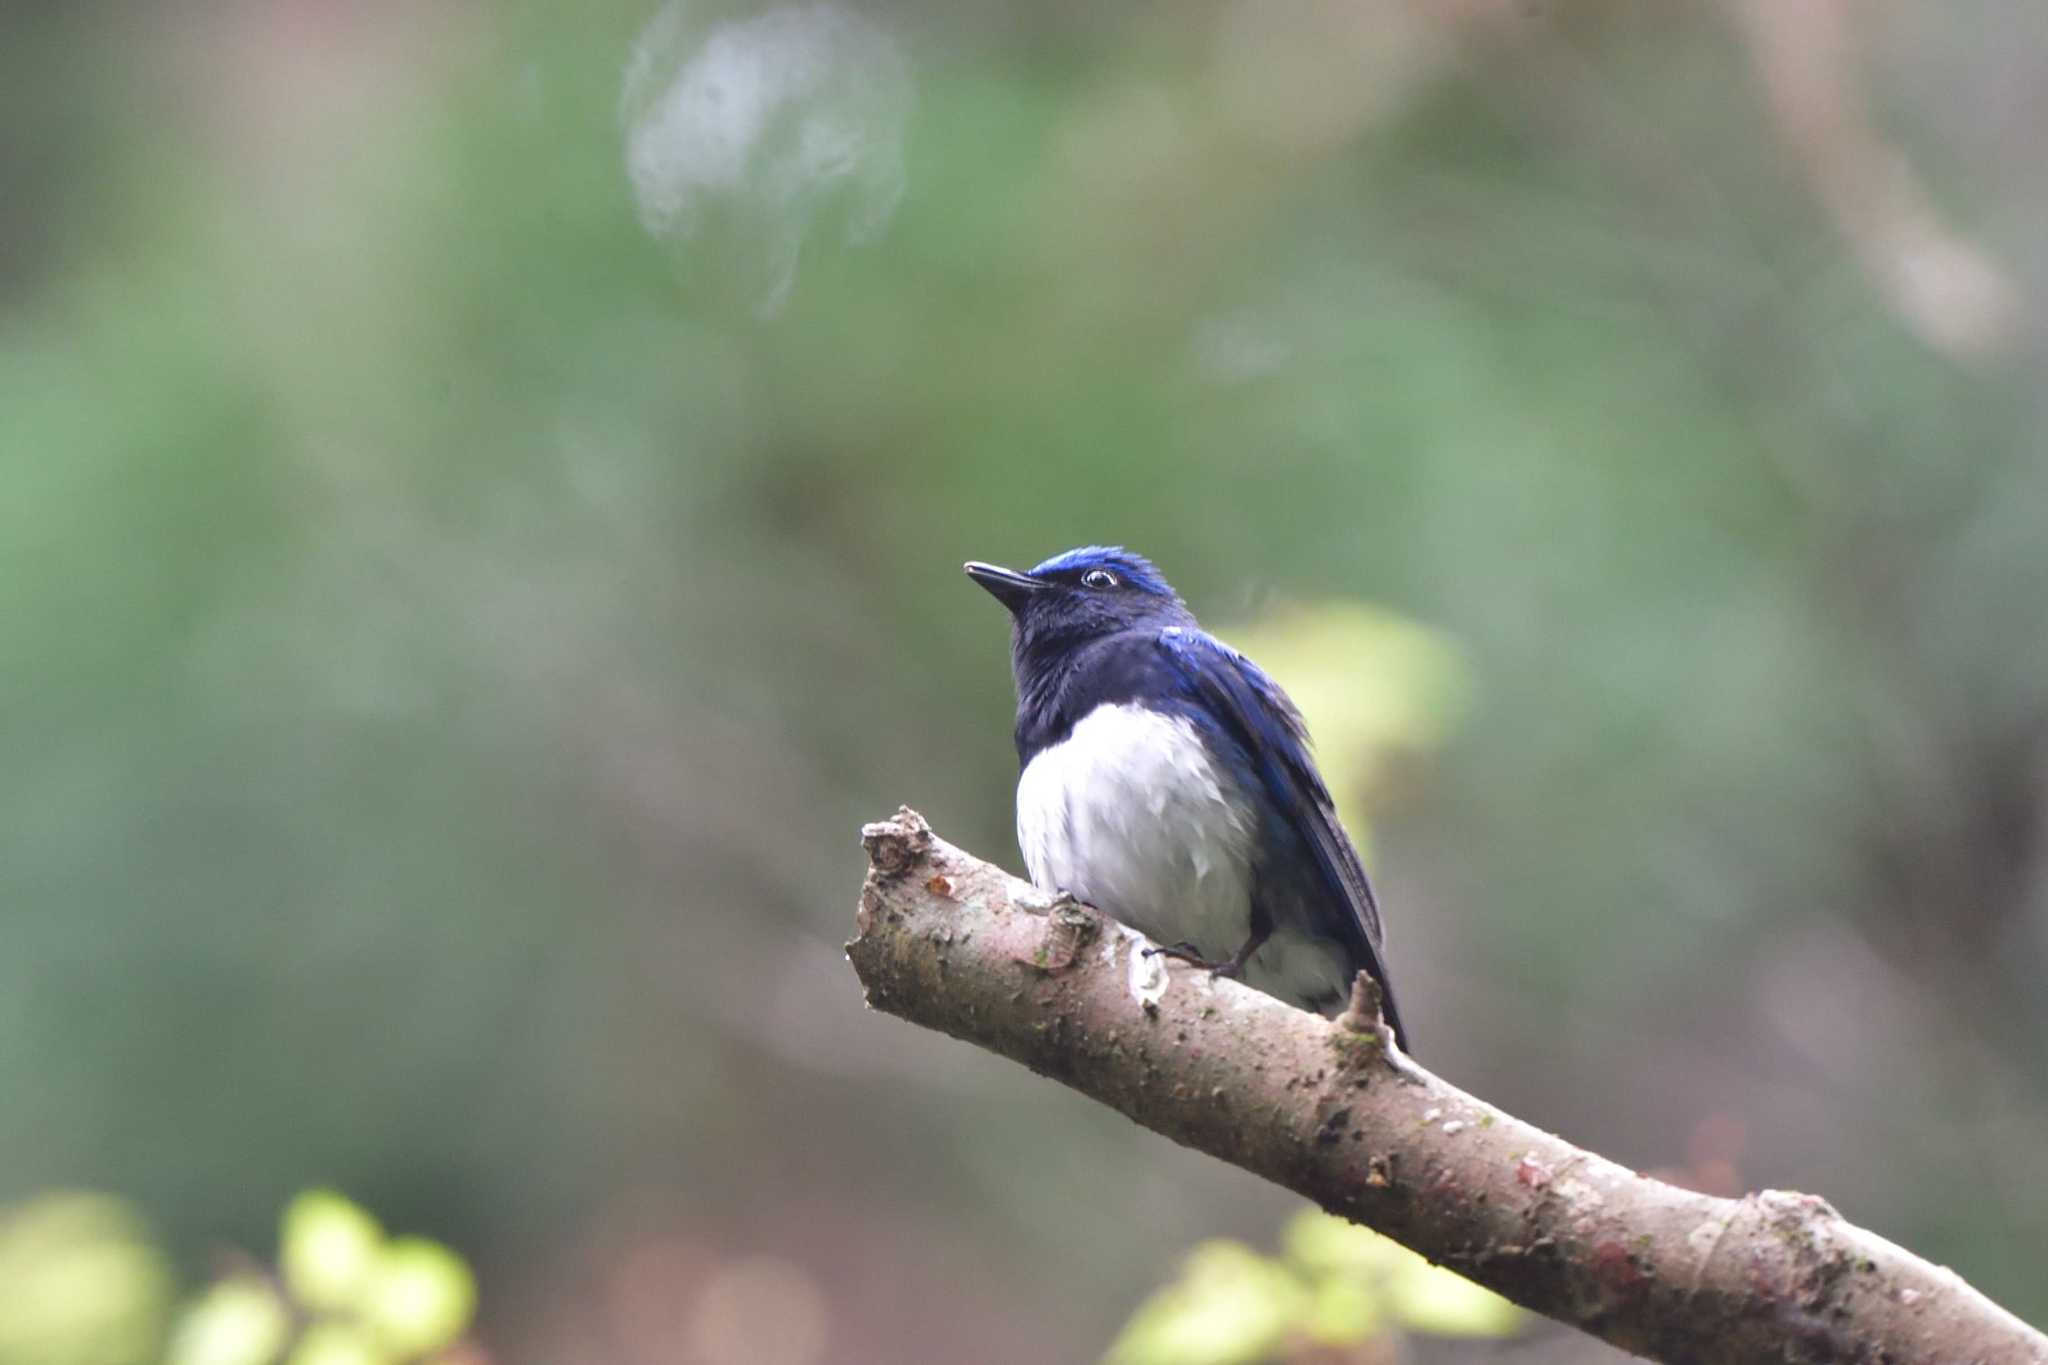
[1081,569,1118,589]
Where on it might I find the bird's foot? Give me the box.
[1145,939,1261,985]
[1143,940,1225,971]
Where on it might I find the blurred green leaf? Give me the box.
[1108,1211,1521,1362]
[165,1277,289,1365]
[0,1193,172,1365]
[284,1323,391,1365]
[1226,603,1470,822]
[1298,1273,1385,1346]
[280,1191,384,1315]
[1279,1209,1409,1282]
[1384,1258,1522,1338]
[360,1238,476,1357]
[1283,1212,1520,1340]
[1101,1241,1305,1365]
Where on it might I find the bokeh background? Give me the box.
[7,1,2048,1361]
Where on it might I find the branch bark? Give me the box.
[846,808,2048,1365]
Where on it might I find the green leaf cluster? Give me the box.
[1104,1210,1519,1365]
[167,1191,476,1365]
[0,1188,477,1365]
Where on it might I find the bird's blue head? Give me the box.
[965,546,1191,676]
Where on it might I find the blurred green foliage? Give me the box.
[0,1189,475,1365]
[0,1194,172,1365]
[167,1280,291,1365]
[5,0,2048,1358]
[1105,1209,1519,1365]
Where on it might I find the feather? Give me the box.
[1154,626,1408,1049]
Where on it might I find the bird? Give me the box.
[964,546,1407,1049]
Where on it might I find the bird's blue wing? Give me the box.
[1154,627,1405,1044]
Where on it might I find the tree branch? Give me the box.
[846,808,2048,1365]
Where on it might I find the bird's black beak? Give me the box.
[964,560,1045,613]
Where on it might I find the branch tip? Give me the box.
[861,806,933,877]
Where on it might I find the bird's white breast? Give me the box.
[1016,703,1256,955]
